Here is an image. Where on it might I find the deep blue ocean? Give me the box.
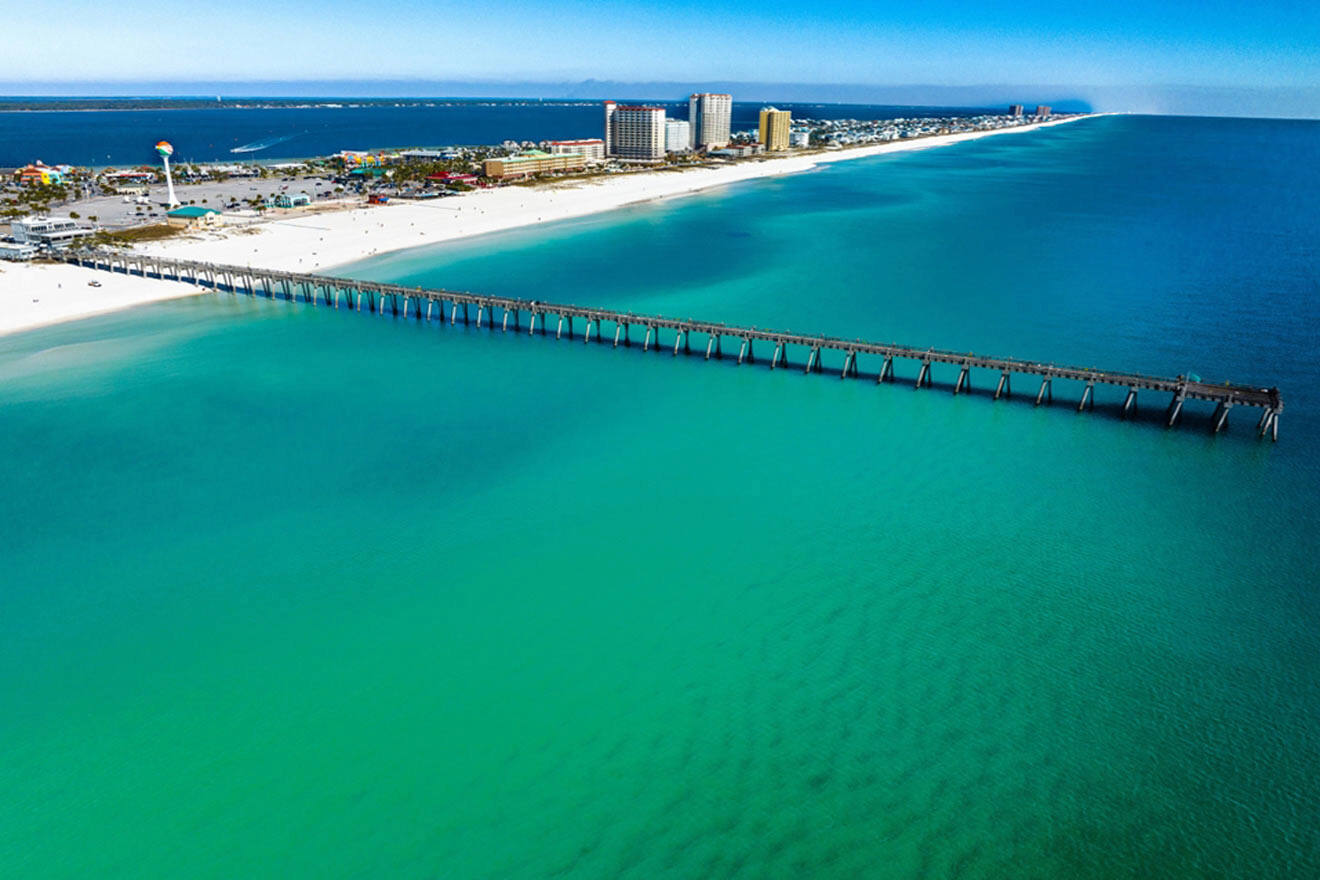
[0,100,1001,168]
[2,114,1318,878]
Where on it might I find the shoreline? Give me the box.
[0,261,204,338]
[1,114,1098,337]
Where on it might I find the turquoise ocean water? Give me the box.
[2,115,1318,877]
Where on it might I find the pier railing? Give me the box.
[63,249,1284,440]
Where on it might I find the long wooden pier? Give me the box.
[65,250,1284,440]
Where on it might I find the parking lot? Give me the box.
[36,174,345,229]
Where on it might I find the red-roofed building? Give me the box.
[15,162,64,186]
[425,172,480,185]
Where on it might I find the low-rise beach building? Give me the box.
[166,206,222,228]
[207,164,260,178]
[483,151,587,180]
[549,139,605,162]
[0,240,41,261]
[15,162,64,186]
[709,143,764,159]
[11,216,95,248]
[268,192,312,209]
[400,150,454,162]
[790,130,811,148]
[102,170,156,187]
[338,150,388,167]
[426,172,480,186]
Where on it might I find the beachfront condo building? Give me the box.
[604,102,666,159]
[1009,104,1024,118]
[688,93,732,151]
[1035,105,1052,117]
[549,139,605,162]
[758,107,792,151]
[665,119,691,153]
[484,151,588,180]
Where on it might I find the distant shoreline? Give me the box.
[0,99,607,114]
[138,114,1097,273]
[1,114,1100,337]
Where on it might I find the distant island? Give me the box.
[0,97,608,112]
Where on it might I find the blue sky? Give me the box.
[5,0,1319,115]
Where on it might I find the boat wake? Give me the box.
[230,134,296,154]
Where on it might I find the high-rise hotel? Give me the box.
[603,101,666,159]
[758,107,791,151]
[664,119,691,153]
[688,93,732,151]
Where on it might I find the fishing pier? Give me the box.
[66,250,1284,440]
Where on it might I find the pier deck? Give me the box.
[66,250,1284,440]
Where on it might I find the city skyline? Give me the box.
[4,0,1319,118]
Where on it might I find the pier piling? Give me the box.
[954,363,970,395]
[1166,392,1186,428]
[1078,381,1095,413]
[916,359,931,389]
[1213,401,1233,434]
[1035,377,1052,406]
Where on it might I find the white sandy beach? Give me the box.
[0,261,205,337]
[1,114,1093,337]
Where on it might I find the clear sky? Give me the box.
[5,0,1319,115]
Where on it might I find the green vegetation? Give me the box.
[2,182,70,217]
[509,167,610,187]
[91,225,184,246]
[385,156,487,185]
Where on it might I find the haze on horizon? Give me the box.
[4,0,1319,118]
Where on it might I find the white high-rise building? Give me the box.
[688,93,732,151]
[664,119,691,153]
[604,103,666,159]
